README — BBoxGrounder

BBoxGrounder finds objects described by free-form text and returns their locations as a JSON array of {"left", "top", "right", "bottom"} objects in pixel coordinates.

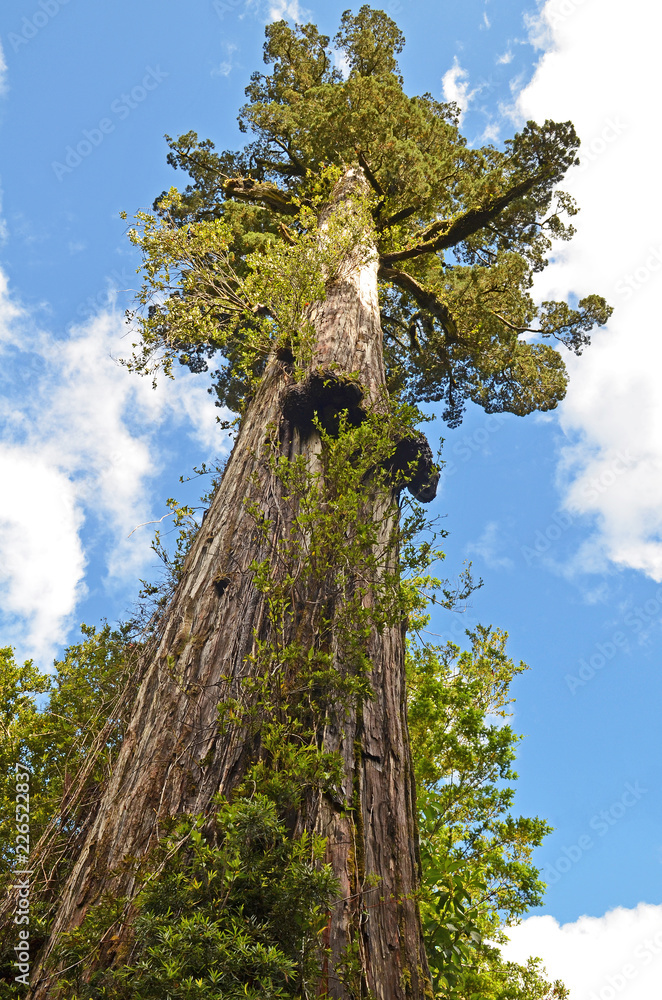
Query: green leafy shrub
[
  {"left": 56, "top": 796, "right": 338, "bottom": 1000},
  {"left": 408, "top": 626, "right": 565, "bottom": 998}
]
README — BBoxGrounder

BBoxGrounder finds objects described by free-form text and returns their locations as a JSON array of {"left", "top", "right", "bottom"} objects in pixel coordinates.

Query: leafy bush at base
[{"left": 54, "top": 796, "right": 338, "bottom": 1000}]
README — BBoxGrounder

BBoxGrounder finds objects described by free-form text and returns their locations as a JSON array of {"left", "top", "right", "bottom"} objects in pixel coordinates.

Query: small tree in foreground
[
  {"left": 2, "top": 625, "right": 567, "bottom": 999},
  {"left": 8, "top": 7, "right": 609, "bottom": 998}
]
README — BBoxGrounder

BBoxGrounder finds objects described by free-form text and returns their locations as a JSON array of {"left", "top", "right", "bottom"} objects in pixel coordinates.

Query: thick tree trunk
[{"left": 30, "top": 168, "right": 431, "bottom": 1000}]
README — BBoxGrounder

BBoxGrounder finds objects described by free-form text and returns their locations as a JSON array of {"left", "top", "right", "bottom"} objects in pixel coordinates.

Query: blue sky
[{"left": 1, "top": 0, "right": 661, "bottom": 995}]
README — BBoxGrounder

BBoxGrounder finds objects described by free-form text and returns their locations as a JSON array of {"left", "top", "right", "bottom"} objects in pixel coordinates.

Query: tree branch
[
  {"left": 489, "top": 311, "right": 539, "bottom": 335},
  {"left": 380, "top": 174, "right": 542, "bottom": 264},
  {"left": 378, "top": 205, "right": 419, "bottom": 231},
  {"left": 270, "top": 136, "right": 308, "bottom": 176},
  {"left": 223, "top": 176, "right": 301, "bottom": 215},
  {"left": 378, "top": 265, "right": 465, "bottom": 344},
  {"left": 356, "top": 150, "right": 385, "bottom": 197},
  {"left": 254, "top": 157, "right": 305, "bottom": 178}
]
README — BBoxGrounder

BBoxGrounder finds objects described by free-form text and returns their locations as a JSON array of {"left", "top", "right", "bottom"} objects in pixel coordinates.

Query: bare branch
[{"left": 127, "top": 512, "right": 174, "bottom": 539}]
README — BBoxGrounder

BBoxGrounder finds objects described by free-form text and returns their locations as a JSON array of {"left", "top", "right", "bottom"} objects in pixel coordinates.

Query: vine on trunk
[{"left": 32, "top": 399, "right": 448, "bottom": 999}]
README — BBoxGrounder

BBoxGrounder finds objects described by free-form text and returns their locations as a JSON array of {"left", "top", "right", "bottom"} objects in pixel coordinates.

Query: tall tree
[{"left": 25, "top": 8, "right": 610, "bottom": 999}]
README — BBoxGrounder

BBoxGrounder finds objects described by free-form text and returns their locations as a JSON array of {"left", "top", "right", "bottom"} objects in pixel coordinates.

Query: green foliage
[
  {"left": 55, "top": 797, "right": 338, "bottom": 1000},
  {"left": 0, "top": 12, "right": 585, "bottom": 997},
  {"left": 407, "top": 626, "right": 559, "bottom": 998},
  {"left": 0, "top": 516, "right": 564, "bottom": 1000},
  {"left": 0, "top": 627, "right": 134, "bottom": 877},
  {"left": 124, "top": 172, "right": 374, "bottom": 411},
  {"left": 0, "top": 627, "right": 138, "bottom": 994},
  {"left": 133, "top": 6, "right": 612, "bottom": 425},
  {"left": 217, "top": 403, "right": 433, "bottom": 819},
  {"left": 448, "top": 952, "right": 569, "bottom": 1000}
]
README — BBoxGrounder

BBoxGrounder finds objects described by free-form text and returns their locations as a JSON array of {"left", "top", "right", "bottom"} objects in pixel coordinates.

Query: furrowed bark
[{"left": 29, "top": 167, "right": 431, "bottom": 1000}]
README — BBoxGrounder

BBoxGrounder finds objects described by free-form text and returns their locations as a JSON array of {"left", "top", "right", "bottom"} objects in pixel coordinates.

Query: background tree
[
  {"left": 0, "top": 603, "right": 567, "bottom": 999},
  {"left": 19, "top": 7, "right": 609, "bottom": 999},
  {"left": 0, "top": 629, "right": 140, "bottom": 993},
  {"left": 406, "top": 625, "right": 568, "bottom": 998}
]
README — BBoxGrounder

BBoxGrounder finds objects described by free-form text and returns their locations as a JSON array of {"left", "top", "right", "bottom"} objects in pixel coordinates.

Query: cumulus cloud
[
  {"left": 0, "top": 449, "right": 85, "bottom": 661},
  {"left": 243, "top": 0, "right": 308, "bottom": 24},
  {"left": 515, "top": 0, "right": 662, "bottom": 580},
  {"left": 272, "top": 0, "right": 307, "bottom": 20},
  {"left": 442, "top": 59, "right": 474, "bottom": 118},
  {"left": 245, "top": 0, "right": 307, "bottom": 22},
  {"left": 0, "top": 271, "right": 231, "bottom": 665},
  {"left": 502, "top": 904, "right": 662, "bottom": 999}
]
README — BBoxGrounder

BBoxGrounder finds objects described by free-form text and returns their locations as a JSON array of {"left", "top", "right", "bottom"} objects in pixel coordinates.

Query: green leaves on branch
[
  {"left": 0, "top": 628, "right": 140, "bottom": 993},
  {"left": 54, "top": 797, "right": 338, "bottom": 1000},
  {"left": 127, "top": 6, "right": 613, "bottom": 426},
  {"left": 124, "top": 177, "right": 375, "bottom": 411},
  {"left": 408, "top": 627, "right": 557, "bottom": 998}
]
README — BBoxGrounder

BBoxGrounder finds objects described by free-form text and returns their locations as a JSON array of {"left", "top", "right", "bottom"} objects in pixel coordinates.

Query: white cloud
[
  {"left": 481, "top": 121, "right": 501, "bottom": 144},
  {"left": 442, "top": 59, "right": 473, "bottom": 118},
  {"left": 0, "top": 271, "right": 231, "bottom": 665},
  {"left": 467, "top": 521, "right": 514, "bottom": 570},
  {"left": 502, "top": 904, "right": 662, "bottom": 999},
  {"left": 0, "top": 449, "right": 86, "bottom": 662},
  {"left": 515, "top": 0, "right": 662, "bottom": 581},
  {"left": 262, "top": 0, "right": 306, "bottom": 22},
  {"left": 270, "top": 0, "right": 302, "bottom": 18},
  {"left": 212, "top": 43, "right": 239, "bottom": 78},
  {"left": 243, "top": 0, "right": 308, "bottom": 24},
  {"left": 0, "top": 40, "right": 7, "bottom": 96},
  {"left": 497, "top": 50, "right": 514, "bottom": 64}
]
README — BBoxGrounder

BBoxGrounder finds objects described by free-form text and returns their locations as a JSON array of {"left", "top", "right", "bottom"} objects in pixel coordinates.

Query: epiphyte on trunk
[
  {"left": 387, "top": 432, "right": 439, "bottom": 503},
  {"left": 281, "top": 368, "right": 365, "bottom": 436}
]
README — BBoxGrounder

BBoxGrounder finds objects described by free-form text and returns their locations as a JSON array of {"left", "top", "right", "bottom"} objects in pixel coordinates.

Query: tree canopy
[{"left": 127, "top": 5, "right": 611, "bottom": 426}]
